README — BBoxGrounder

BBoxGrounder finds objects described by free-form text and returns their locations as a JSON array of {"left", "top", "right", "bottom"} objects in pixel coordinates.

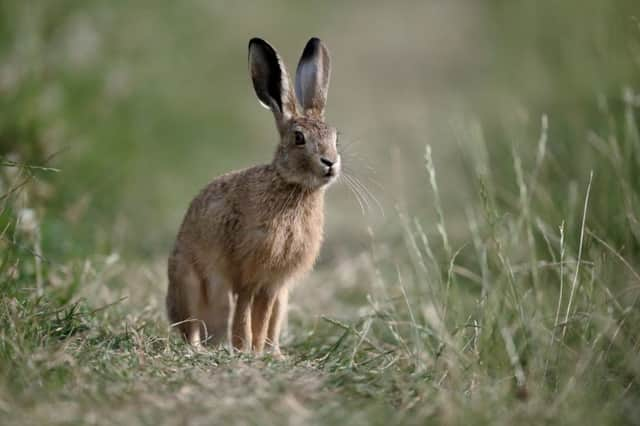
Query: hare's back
[{"left": 179, "top": 165, "right": 271, "bottom": 238}]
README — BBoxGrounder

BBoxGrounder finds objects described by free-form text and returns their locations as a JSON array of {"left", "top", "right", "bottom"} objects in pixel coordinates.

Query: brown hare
[{"left": 166, "top": 37, "right": 339, "bottom": 355}]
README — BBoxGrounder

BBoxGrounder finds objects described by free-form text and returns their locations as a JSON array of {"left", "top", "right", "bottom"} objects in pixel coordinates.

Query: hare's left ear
[
  {"left": 249, "top": 38, "right": 297, "bottom": 127},
  {"left": 295, "top": 38, "right": 331, "bottom": 117}
]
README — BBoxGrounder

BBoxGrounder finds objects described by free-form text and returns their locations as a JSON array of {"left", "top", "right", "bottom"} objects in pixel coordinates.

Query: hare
[{"left": 166, "top": 37, "right": 339, "bottom": 355}]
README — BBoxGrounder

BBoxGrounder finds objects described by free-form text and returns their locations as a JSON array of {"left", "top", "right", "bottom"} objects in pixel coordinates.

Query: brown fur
[{"left": 166, "top": 37, "right": 338, "bottom": 354}]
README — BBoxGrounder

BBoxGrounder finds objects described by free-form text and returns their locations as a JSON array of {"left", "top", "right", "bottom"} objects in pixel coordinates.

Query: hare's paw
[{"left": 266, "top": 348, "right": 286, "bottom": 361}]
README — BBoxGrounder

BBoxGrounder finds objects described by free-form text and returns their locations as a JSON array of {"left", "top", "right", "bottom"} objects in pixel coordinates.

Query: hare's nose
[{"left": 320, "top": 157, "right": 334, "bottom": 167}]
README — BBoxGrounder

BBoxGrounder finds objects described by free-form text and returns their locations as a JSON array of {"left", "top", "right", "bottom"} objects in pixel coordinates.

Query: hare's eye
[{"left": 294, "top": 131, "right": 306, "bottom": 146}]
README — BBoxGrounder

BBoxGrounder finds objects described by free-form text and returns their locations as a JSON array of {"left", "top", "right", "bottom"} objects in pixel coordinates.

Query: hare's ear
[
  {"left": 295, "top": 37, "right": 331, "bottom": 117},
  {"left": 248, "top": 38, "right": 296, "bottom": 125}
]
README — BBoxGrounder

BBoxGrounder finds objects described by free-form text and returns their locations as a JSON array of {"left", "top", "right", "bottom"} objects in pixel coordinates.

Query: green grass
[
  {"left": 3, "top": 95, "right": 640, "bottom": 424},
  {"left": 2, "top": 1, "right": 640, "bottom": 425}
]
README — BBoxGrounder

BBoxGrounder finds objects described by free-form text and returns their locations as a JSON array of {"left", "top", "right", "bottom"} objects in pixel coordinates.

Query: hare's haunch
[{"left": 166, "top": 37, "right": 339, "bottom": 355}]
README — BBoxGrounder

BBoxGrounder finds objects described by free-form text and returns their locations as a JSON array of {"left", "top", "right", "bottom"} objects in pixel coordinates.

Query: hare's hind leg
[
  {"left": 167, "top": 253, "right": 206, "bottom": 346},
  {"left": 201, "top": 273, "right": 232, "bottom": 346}
]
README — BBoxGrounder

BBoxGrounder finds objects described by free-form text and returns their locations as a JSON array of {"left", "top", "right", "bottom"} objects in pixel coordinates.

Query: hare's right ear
[
  {"left": 248, "top": 38, "right": 297, "bottom": 127},
  {"left": 295, "top": 38, "right": 331, "bottom": 117}
]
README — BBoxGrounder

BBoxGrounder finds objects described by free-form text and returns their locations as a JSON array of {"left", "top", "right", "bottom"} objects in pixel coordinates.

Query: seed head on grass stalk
[
  {"left": 425, "top": 144, "right": 461, "bottom": 324},
  {"left": 424, "top": 145, "right": 451, "bottom": 258}
]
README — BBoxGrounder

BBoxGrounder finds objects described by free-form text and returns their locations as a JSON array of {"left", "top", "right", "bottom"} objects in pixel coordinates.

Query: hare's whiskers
[
  {"left": 347, "top": 173, "right": 384, "bottom": 217},
  {"left": 341, "top": 174, "right": 367, "bottom": 215},
  {"left": 343, "top": 173, "right": 371, "bottom": 214}
]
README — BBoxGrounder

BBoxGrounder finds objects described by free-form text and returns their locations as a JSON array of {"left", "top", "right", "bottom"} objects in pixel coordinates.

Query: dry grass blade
[{"left": 562, "top": 170, "right": 594, "bottom": 338}]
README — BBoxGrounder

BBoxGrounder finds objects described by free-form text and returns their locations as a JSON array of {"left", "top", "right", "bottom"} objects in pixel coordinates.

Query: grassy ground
[{"left": 2, "top": 1, "right": 640, "bottom": 425}]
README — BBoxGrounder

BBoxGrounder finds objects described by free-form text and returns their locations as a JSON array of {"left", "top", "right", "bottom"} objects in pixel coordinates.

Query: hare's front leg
[
  {"left": 231, "top": 289, "right": 253, "bottom": 351},
  {"left": 251, "top": 289, "right": 278, "bottom": 353},
  {"left": 267, "top": 287, "right": 288, "bottom": 357}
]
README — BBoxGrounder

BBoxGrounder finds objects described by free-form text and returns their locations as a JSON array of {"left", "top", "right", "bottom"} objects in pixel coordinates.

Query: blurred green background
[
  {"left": 2, "top": 0, "right": 637, "bottom": 259},
  {"left": 2, "top": 2, "right": 640, "bottom": 424}
]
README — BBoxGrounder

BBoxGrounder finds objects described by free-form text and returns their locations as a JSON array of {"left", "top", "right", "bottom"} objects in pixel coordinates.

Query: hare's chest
[
  {"left": 247, "top": 210, "right": 323, "bottom": 277},
  {"left": 285, "top": 213, "right": 323, "bottom": 262}
]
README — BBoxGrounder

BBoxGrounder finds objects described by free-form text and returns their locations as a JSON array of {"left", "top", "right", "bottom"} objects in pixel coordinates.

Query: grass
[
  {"left": 2, "top": 1, "right": 640, "bottom": 425},
  {"left": 2, "top": 91, "right": 640, "bottom": 424}
]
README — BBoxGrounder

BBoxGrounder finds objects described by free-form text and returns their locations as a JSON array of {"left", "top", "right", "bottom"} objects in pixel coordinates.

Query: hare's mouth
[
  {"left": 322, "top": 167, "right": 340, "bottom": 182},
  {"left": 321, "top": 170, "right": 339, "bottom": 187}
]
